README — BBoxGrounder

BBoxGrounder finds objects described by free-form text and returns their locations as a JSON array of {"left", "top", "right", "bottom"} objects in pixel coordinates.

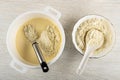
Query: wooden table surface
[{"left": 0, "top": 0, "right": 120, "bottom": 80}]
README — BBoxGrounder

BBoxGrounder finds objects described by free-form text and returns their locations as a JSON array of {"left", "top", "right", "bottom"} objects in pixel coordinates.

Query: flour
[
  {"left": 85, "top": 29, "right": 104, "bottom": 48},
  {"left": 76, "top": 18, "right": 113, "bottom": 54},
  {"left": 37, "top": 25, "right": 60, "bottom": 57}
]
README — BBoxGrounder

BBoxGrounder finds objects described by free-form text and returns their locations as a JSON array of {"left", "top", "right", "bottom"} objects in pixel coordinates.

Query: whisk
[{"left": 24, "top": 24, "right": 49, "bottom": 72}]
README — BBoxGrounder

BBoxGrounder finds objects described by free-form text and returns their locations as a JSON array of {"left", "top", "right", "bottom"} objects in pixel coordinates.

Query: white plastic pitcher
[{"left": 6, "top": 6, "right": 65, "bottom": 73}]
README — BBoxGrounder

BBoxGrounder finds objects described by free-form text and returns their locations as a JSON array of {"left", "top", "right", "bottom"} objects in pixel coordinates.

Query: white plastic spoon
[{"left": 76, "top": 29, "right": 104, "bottom": 75}]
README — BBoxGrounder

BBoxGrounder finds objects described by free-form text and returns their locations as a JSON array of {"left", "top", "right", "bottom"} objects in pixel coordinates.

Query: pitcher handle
[
  {"left": 44, "top": 6, "right": 61, "bottom": 20},
  {"left": 10, "top": 60, "right": 28, "bottom": 73}
]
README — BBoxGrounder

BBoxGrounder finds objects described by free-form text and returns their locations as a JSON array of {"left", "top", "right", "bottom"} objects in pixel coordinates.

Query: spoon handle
[
  {"left": 32, "top": 42, "right": 49, "bottom": 72},
  {"left": 76, "top": 48, "right": 92, "bottom": 75}
]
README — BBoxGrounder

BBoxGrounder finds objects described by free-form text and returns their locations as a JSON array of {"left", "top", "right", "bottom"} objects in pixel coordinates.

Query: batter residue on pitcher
[{"left": 16, "top": 17, "right": 62, "bottom": 65}]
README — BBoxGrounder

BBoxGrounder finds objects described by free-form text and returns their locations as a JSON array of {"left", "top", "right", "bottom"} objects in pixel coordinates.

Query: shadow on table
[{"left": 51, "top": 17, "right": 83, "bottom": 75}]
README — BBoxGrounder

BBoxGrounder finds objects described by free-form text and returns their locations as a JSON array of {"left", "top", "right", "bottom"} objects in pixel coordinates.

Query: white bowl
[
  {"left": 72, "top": 15, "right": 115, "bottom": 58},
  {"left": 6, "top": 6, "right": 65, "bottom": 73}
]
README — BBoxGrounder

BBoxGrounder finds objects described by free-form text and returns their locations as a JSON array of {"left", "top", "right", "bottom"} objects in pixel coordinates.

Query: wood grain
[{"left": 0, "top": 0, "right": 120, "bottom": 80}]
